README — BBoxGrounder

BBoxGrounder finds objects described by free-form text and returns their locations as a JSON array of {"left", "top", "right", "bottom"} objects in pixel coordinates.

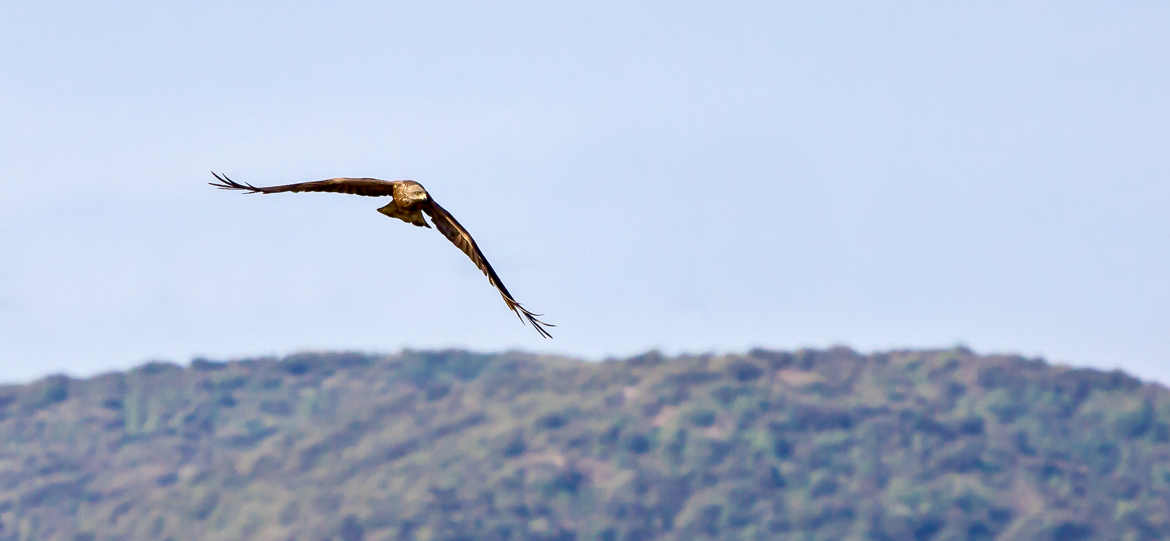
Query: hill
[{"left": 0, "top": 347, "right": 1168, "bottom": 540}]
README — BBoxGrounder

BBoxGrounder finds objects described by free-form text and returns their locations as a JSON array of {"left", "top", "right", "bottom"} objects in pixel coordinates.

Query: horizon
[{"left": 3, "top": 343, "right": 1150, "bottom": 390}]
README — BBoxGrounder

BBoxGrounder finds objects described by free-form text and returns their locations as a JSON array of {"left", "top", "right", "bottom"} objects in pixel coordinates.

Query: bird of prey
[{"left": 209, "top": 172, "right": 554, "bottom": 338}]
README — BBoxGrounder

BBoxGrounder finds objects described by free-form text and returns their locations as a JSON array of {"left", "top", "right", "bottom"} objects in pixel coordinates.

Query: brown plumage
[{"left": 209, "top": 172, "right": 554, "bottom": 338}]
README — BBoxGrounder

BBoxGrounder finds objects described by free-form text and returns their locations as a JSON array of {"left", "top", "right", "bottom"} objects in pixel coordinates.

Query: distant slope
[{"left": 0, "top": 347, "right": 1168, "bottom": 540}]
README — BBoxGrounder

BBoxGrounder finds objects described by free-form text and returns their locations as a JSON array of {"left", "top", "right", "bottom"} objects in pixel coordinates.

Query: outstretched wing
[
  {"left": 423, "top": 200, "right": 555, "bottom": 338},
  {"left": 210, "top": 172, "right": 402, "bottom": 197}
]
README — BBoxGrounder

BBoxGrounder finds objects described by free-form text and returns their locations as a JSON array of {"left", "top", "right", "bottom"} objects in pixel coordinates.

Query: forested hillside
[{"left": 1, "top": 347, "right": 1168, "bottom": 540}]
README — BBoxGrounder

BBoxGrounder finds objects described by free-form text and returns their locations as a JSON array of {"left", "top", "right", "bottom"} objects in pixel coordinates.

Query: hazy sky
[{"left": 2, "top": 2, "right": 1167, "bottom": 384}]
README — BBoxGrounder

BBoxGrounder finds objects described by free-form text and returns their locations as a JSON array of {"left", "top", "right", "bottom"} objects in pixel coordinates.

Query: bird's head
[{"left": 399, "top": 181, "right": 429, "bottom": 203}]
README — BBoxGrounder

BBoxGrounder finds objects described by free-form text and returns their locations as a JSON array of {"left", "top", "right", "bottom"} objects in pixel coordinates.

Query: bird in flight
[{"left": 209, "top": 172, "right": 554, "bottom": 338}]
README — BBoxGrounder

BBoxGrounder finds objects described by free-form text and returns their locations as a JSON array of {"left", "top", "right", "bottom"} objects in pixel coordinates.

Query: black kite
[{"left": 209, "top": 172, "right": 554, "bottom": 338}]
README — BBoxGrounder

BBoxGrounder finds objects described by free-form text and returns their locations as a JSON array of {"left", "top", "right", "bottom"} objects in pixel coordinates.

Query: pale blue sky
[{"left": 2, "top": 2, "right": 1167, "bottom": 384}]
